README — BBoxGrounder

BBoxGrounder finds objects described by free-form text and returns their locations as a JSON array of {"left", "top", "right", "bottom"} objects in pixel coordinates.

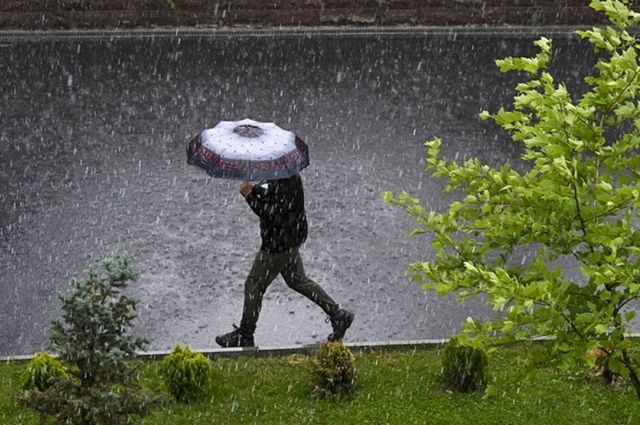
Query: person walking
[{"left": 215, "top": 173, "right": 354, "bottom": 348}]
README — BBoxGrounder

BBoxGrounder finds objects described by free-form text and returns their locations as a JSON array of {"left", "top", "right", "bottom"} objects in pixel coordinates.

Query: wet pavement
[{"left": 0, "top": 28, "right": 600, "bottom": 355}]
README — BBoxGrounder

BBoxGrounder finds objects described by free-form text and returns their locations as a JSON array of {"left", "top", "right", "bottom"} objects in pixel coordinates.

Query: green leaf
[
  {"left": 625, "top": 310, "right": 636, "bottom": 323},
  {"left": 596, "top": 324, "right": 608, "bottom": 335},
  {"left": 381, "top": 191, "right": 394, "bottom": 203},
  {"left": 409, "top": 228, "right": 427, "bottom": 237}
]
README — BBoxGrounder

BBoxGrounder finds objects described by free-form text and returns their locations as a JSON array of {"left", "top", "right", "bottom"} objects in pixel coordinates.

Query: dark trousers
[{"left": 239, "top": 246, "right": 339, "bottom": 334}]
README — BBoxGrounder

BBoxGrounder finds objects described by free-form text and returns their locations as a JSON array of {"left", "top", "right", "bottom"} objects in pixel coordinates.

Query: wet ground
[{"left": 0, "top": 29, "right": 599, "bottom": 355}]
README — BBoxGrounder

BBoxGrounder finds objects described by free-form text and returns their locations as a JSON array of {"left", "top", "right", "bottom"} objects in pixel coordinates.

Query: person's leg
[
  {"left": 280, "top": 247, "right": 353, "bottom": 341},
  {"left": 217, "top": 249, "right": 289, "bottom": 348},
  {"left": 280, "top": 248, "right": 354, "bottom": 341},
  {"left": 280, "top": 247, "right": 340, "bottom": 317},
  {"left": 238, "top": 249, "right": 289, "bottom": 335}
]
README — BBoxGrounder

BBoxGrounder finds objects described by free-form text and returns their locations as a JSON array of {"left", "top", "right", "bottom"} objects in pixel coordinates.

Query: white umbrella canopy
[{"left": 186, "top": 118, "right": 310, "bottom": 181}]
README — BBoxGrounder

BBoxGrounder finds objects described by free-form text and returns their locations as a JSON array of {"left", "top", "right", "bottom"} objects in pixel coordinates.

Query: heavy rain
[{"left": 0, "top": 27, "right": 622, "bottom": 356}]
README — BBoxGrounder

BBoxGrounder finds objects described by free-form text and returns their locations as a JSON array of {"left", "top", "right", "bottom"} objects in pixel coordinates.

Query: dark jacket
[{"left": 245, "top": 174, "right": 308, "bottom": 253}]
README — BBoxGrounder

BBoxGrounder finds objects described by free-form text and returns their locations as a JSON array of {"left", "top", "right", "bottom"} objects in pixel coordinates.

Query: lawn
[{"left": 1, "top": 344, "right": 639, "bottom": 425}]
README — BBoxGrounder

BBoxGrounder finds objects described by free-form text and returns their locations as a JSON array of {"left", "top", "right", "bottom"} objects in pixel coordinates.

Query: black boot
[
  {"left": 327, "top": 309, "right": 354, "bottom": 342},
  {"left": 215, "top": 324, "right": 255, "bottom": 348}
]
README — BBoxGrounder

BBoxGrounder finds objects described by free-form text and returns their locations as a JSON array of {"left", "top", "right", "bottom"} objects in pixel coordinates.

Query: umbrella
[{"left": 186, "top": 118, "right": 310, "bottom": 181}]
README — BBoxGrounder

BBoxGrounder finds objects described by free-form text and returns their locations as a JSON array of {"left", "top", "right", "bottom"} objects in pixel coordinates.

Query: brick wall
[{"left": 0, "top": 1, "right": 612, "bottom": 30}]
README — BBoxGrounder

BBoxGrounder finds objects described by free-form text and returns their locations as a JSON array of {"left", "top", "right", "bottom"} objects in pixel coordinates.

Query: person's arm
[{"left": 241, "top": 181, "right": 273, "bottom": 219}]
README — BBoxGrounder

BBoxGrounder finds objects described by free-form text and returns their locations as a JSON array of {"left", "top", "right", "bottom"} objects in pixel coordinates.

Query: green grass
[{"left": 2, "top": 344, "right": 639, "bottom": 425}]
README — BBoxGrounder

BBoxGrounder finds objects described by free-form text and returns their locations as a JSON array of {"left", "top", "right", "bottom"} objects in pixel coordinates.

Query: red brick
[
  {"left": 0, "top": 0, "right": 633, "bottom": 29},
  {"left": 377, "top": 9, "right": 419, "bottom": 25}
]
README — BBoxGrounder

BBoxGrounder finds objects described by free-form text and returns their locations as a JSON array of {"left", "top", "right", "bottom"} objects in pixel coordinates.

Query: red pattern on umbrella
[{"left": 189, "top": 135, "right": 306, "bottom": 172}]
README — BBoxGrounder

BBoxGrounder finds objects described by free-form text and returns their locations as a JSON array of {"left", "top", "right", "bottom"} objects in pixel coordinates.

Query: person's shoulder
[
  {"left": 289, "top": 174, "right": 303, "bottom": 184},
  {"left": 250, "top": 180, "right": 271, "bottom": 198}
]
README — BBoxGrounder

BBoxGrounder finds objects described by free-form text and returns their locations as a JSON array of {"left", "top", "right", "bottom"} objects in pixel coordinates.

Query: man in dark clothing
[{"left": 215, "top": 174, "right": 354, "bottom": 348}]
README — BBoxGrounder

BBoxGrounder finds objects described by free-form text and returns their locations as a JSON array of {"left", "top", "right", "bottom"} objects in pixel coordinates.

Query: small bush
[
  {"left": 311, "top": 341, "right": 356, "bottom": 398},
  {"left": 20, "top": 352, "right": 68, "bottom": 391},
  {"left": 441, "top": 338, "right": 488, "bottom": 392},
  {"left": 161, "top": 344, "right": 213, "bottom": 402}
]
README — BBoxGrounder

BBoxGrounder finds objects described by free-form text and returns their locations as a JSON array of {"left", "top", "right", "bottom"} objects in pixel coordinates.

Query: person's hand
[{"left": 240, "top": 181, "right": 253, "bottom": 198}]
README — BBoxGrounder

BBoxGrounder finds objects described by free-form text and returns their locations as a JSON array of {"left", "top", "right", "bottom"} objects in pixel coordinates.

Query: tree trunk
[{"left": 621, "top": 349, "right": 640, "bottom": 400}]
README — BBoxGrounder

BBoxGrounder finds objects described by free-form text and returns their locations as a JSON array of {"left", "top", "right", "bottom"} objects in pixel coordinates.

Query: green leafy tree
[
  {"left": 19, "top": 253, "right": 155, "bottom": 424},
  {"left": 384, "top": 0, "right": 640, "bottom": 399}
]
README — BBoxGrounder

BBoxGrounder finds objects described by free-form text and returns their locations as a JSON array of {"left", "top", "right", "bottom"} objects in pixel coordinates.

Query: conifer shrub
[
  {"left": 160, "top": 344, "right": 213, "bottom": 402},
  {"left": 311, "top": 341, "right": 356, "bottom": 398},
  {"left": 441, "top": 338, "right": 488, "bottom": 393},
  {"left": 18, "top": 253, "right": 156, "bottom": 425},
  {"left": 20, "top": 352, "right": 68, "bottom": 391}
]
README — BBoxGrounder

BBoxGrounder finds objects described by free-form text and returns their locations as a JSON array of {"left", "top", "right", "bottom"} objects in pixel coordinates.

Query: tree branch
[
  {"left": 571, "top": 178, "right": 590, "bottom": 242},
  {"left": 538, "top": 297, "right": 589, "bottom": 341},
  {"left": 614, "top": 295, "right": 640, "bottom": 318},
  {"left": 605, "top": 68, "right": 639, "bottom": 116}
]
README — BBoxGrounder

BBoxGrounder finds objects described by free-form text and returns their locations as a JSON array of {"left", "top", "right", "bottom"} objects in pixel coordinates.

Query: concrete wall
[{"left": 0, "top": 1, "right": 611, "bottom": 30}]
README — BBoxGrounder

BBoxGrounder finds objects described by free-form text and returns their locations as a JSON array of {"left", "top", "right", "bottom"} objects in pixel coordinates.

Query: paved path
[{"left": 0, "top": 28, "right": 595, "bottom": 355}]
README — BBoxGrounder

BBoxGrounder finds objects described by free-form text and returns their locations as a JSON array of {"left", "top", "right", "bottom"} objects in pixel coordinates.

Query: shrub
[
  {"left": 441, "top": 338, "right": 488, "bottom": 393},
  {"left": 161, "top": 344, "right": 213, "bottom": 402},
  {"left": 18, "top": 253, "right": 155, "bottom": 425},
  {"left": 20, "top": 352, "right": 68, "bottom": 391},
  {"left": 311, "top": 341, "right": 356, "bottom": 398}
]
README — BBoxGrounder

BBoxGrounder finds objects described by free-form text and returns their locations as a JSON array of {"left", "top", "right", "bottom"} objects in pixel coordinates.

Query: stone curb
[
  {"left": 5, "top": 335, "right": 639, "bottom": 362},
  {"left": 1, "top": 339, "right": 447, "bottom": 363},
  {"left": 0, "top": 25, "right": 596, "bottom": 42},
  {"left": 144, "top": 339, "right": 450, "bottom": 361}
]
